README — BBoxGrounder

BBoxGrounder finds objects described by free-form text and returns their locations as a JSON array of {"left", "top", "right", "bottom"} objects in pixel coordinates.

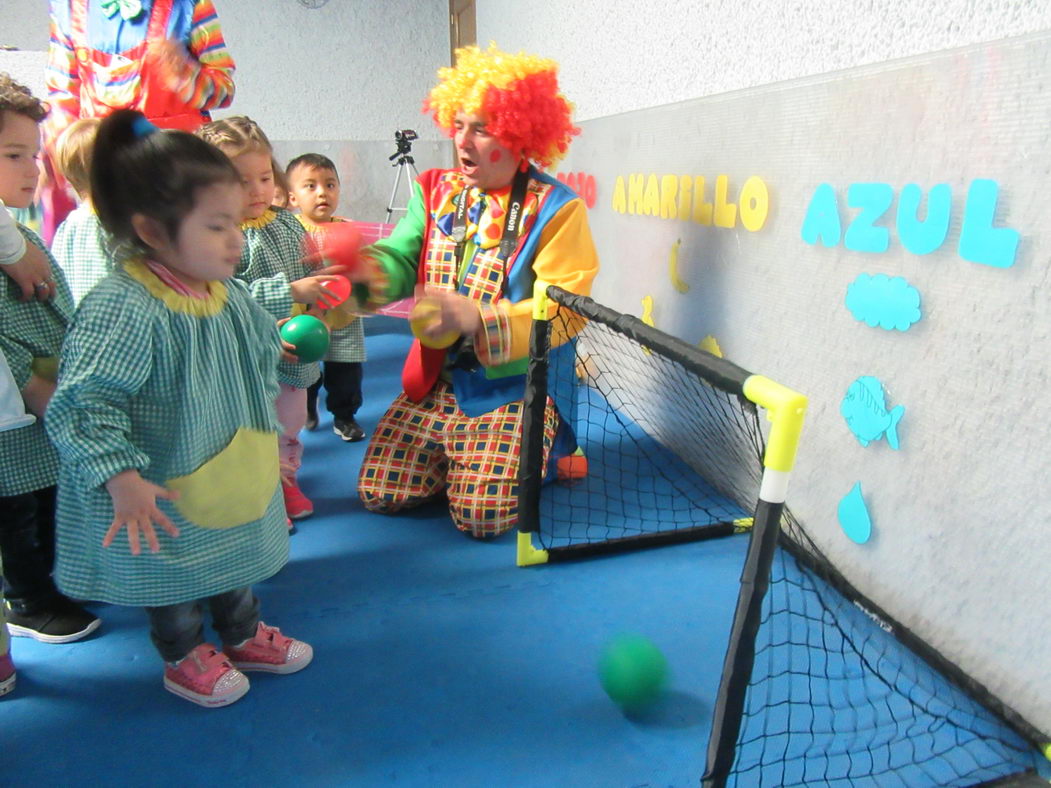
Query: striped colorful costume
[
  {"left": 358, "top": 168, "right": 599, "bottom": 537},
  {"left": 43, "top": 0, "right": 235, "bottom": 240}
]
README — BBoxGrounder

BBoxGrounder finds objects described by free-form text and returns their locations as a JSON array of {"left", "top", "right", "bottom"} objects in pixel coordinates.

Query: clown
[
  {"left": 354, "top": 44, "right": 600, "bottom": 539},
  {"left": 40, "top": 0, "right": 236, "bottom": 241}
]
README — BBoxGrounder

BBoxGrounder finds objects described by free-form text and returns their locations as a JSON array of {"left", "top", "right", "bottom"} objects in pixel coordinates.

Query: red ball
[
  {"left": 315, "top": 274, "right": 352, "bottom": 310},
  {"left": 319, "top": 223, "right": 363, "bottom": 275}
]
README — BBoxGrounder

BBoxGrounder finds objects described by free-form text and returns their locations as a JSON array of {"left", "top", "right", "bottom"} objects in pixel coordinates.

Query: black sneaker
[
  {"left": 333, "top": 418, "right": 365, "bottom": 442},
  {"left": 305, "top": 408, "right": 319, "bottom": 432},
  {"left": 5, "top": 597, "right": 101, "bottom": 644}
]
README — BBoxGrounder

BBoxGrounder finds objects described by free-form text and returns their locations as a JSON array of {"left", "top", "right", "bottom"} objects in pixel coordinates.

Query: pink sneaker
[
  {"left": 163, "top": 643, "right": 249, "bottom": 708},
  {"left": 0, "top": 651, "right": 15, "bottom": 697},
  {"left": 282, "top": 482, "right": 314, "bottom": 520},
  {"left": 225, "top": 622, "right": 313, "bottom": 675}
]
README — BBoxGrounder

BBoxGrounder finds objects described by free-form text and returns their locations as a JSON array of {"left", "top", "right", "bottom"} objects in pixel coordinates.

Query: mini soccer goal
[
  {"left": 514, "top": 283, "right": 1050, "bottom": 786},
  {"left": 515, "top": 281, "right": 806, "bottom": 566},
  {"left": 702, "top": 508, "right": 1051, "bottom": 788}
]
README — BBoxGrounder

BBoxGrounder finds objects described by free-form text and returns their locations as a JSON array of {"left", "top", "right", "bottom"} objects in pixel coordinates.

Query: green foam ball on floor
[{"left": 598, "top": 635, "right": 668, "bottom": 710}]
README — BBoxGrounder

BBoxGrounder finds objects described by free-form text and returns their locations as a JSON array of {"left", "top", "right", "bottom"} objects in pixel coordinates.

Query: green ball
[
  {"left": 598, "top": 635, "right": 668, "bottom": 710},
  {"left": 280, "top": 315, "right": 330, "bottom": 363}
]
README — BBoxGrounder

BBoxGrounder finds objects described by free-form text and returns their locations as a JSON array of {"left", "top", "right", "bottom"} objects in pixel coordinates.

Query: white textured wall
[
  {"left": 479, "top": 0, "right": 1051, "bottom": 739},
  {"left": 477, "top": 0, "right": 1051, "bottom": 121}
]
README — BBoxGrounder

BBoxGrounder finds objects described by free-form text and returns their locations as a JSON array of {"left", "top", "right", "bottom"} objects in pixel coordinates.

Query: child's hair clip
[{"left": 131, "top": 116, "right": 159, "bottom": 139}]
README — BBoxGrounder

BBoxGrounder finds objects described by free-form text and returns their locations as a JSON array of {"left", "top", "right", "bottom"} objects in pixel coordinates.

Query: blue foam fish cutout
[
  {"left": 841, "top": 375, "right": 904, "bottom": 450},
  {"left": 838, "top": 481, "right": 872, "bottom": 544}
]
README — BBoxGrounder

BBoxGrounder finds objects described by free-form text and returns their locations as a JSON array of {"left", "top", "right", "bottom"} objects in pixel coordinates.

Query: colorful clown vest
[{"left": 403, "top": 167, "right": 580, "bottom": 421}]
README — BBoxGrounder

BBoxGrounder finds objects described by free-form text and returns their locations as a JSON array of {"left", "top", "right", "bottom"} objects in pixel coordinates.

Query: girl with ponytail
[{"left": 46, "top": 110, "right": 313, "bottom": 708}]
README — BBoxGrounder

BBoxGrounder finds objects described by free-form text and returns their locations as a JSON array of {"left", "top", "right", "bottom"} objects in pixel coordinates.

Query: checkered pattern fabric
[
  {"left": 47, "top": 266, "right": 288, "bottom": 606},
  {"left": 0, "top": 227, "right": 72, "bottom": 496},
  {"left": 238, "top": 208, "right": 318, "bottom": 388},
  {"left": 359, "top": 381, "right": 559, "bottom": 537},
  {"left": 52, "top": 205, "right": 116, "bottom": 306}
]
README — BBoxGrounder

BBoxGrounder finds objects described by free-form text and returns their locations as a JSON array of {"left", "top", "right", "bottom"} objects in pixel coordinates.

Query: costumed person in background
[
  {"left": 352, "top": 44, "right": 599, "bottom": 539},
  {"left": 287, "top": 153, "right": 367, "bottom": 443},
  {"left": 46, "top": 110, "right": 312, "bottom": 708},
  {"left": 40, "top": 0, "right": 237, "bottom": 243}
]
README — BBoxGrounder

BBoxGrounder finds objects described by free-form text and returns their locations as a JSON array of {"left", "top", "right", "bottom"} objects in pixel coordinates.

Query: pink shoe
[
  {"left": 225, "top": 622, "right": 313, "bottom": 675},
  {"left": 0, "top": 651, "right": 15, "bottom": 697},
  {"left": 163, "top": 643, "right": 249, "bottom": 708},
  {"left": 282, "top": 482, "right": 314, "bottom": 520}
]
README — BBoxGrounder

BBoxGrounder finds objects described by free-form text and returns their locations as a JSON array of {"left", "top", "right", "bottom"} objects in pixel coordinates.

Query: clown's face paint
[{"left": 453, "top": 112, "right": 521, "bottom": 191}]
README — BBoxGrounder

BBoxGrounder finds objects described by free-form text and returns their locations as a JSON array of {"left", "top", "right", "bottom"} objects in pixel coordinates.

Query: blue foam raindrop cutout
[{"left": 838, "top": 482, "right": 872, "bottom": 544}]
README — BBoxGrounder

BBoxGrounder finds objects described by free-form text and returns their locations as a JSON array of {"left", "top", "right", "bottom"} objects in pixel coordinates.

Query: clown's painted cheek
[{"left": 489, "top": 150, "right": 503, "bottom": 163}]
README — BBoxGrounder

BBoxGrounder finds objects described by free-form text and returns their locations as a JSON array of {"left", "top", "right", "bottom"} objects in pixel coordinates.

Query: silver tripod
[{"left": 384, "top": 129, "right": 420, "bottom": 222}]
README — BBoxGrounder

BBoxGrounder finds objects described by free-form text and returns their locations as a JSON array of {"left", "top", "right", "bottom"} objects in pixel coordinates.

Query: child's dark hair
[
  {"left": 286, "top": 153, "right": 339, "bottom": 181},
  {"left": 91, "top": 110, "right": 241, "bottom": 251},
  {"left": 0, "top": 72, "right": 48, "bottom": 130}
]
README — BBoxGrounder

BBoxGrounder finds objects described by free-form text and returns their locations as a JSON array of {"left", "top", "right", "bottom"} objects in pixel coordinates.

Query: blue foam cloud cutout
[{"left": 845, "top": 273, "right": 922, "bottom": 331}]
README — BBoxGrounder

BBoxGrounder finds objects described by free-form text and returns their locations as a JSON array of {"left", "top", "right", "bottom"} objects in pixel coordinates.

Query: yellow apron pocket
[{"left": 166, "top": 428, "right": 279, "bottom": 529}]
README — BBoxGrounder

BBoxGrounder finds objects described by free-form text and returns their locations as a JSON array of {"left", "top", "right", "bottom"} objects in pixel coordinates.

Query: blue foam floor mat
[{"left": 3, "top": 329, "right": 749, "bottom": 787}]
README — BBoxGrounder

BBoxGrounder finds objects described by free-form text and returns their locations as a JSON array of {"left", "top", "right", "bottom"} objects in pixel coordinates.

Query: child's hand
[
  {"left": 290, "top": 275, "right": 340, "bottom": 306},
  {"left": 414, "top": 284, "right": 482, "bottom": 339},
  {"left": 147, "top": 39, "right": 192, "bottom": 85},
  {"left": 103, "top": 470, "right": 181, "bottom": 555},
  {"left": 20, "top": 374, "right": 56, "bottom": 419},
  {"left": 275, "top": 317, "right": 299, "bottom": 363}
]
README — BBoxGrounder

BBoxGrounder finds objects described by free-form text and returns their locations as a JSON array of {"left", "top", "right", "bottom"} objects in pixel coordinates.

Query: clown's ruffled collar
[{"left": 431, "top": 171, "right": 540, "bottom": 250}]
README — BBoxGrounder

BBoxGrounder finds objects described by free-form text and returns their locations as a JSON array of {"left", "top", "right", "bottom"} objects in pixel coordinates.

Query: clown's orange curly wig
[{"left": 424, "top": 44, "right": 579, "bottom": 171}]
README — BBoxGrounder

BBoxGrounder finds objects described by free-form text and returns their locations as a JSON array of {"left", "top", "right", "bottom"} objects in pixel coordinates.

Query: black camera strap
[{"left": 450, "top": 167, "right": 530, "bottom": 280}]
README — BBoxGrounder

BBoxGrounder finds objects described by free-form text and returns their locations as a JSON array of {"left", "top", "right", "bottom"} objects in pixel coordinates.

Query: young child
[
  {"left": 0, "top": 73, "right": 100, "bottom": 644},
  {"left": 45, "top": 109, "right": 312, "bottom": 708},
  {"left": 197, "top": 118, "right": 336, "bottom": 521},
  {"left": 51, "top": 117, "right": 116, "bottom": 305},
  {"left": 287, "top": 153, "right": 367, "bottom": 442},
  {"left": 271, "top": 156, "right": 290, "bottom": 209}
]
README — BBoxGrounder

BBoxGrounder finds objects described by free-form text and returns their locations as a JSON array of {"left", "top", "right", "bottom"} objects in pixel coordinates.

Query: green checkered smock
[
  {"left": 46, "top": 262, "right": 289, "bottom": 606},
  {"left": 52, "top": 205, "right": 116, "bottom": 306},
  {"left": 238, "top": 207, "right": 319, "bottom": 389},
  {"left": 0, "top": 226, "right": 73, "bottom": 496}
]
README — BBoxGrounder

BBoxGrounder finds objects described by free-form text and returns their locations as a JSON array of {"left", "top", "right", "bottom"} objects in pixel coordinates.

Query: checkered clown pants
[{"left": 358, "top": 382, "right": 559, "bottom": 537}]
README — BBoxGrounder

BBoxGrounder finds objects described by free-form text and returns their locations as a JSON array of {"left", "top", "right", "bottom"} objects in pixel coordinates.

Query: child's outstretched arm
[{"left": 103, "top": 470, "right": 181, "bottom": 555}]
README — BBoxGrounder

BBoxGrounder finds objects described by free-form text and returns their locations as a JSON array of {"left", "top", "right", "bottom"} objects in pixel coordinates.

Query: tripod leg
[{"left": 385, "top": 163, "right": 405, "bottom": 223}]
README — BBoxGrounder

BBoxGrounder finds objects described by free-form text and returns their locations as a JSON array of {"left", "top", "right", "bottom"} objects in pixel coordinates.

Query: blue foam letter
[
  {"left": 844, "top": 183, "right": 894, "bottom": 253},
  {"left": 800, "top": 183, "right": 841, "bottom": 247},
  {"left": 897, "top": 183, "right": 951, "bottom": 255},
  {"left": 958, "top": 179, "right": 1020, "bottom": 268}
]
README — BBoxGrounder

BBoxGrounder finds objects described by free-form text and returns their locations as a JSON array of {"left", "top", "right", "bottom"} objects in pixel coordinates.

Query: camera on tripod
[{"left": 390, "top": 129, "right": 418, "bottom": 160}]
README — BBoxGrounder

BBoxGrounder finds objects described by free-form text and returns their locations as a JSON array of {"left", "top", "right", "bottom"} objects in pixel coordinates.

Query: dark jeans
[
  {"left": 307, "top": 361, "right": 363, "bottom": 422},
  {"left": 145, "top": 586, "right": 259, "bottom": 663},
  {"left": 0, "top": 486, "right": 60, "bottom": 611}
]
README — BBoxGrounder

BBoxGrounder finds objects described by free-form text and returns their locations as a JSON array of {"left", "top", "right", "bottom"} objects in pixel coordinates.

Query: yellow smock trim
[
  {"left": 123, "top": 259, "right": 228, "bottom": 318},
  {"left": 241, "top": 208, "right": 279, "bottom": 230}
]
